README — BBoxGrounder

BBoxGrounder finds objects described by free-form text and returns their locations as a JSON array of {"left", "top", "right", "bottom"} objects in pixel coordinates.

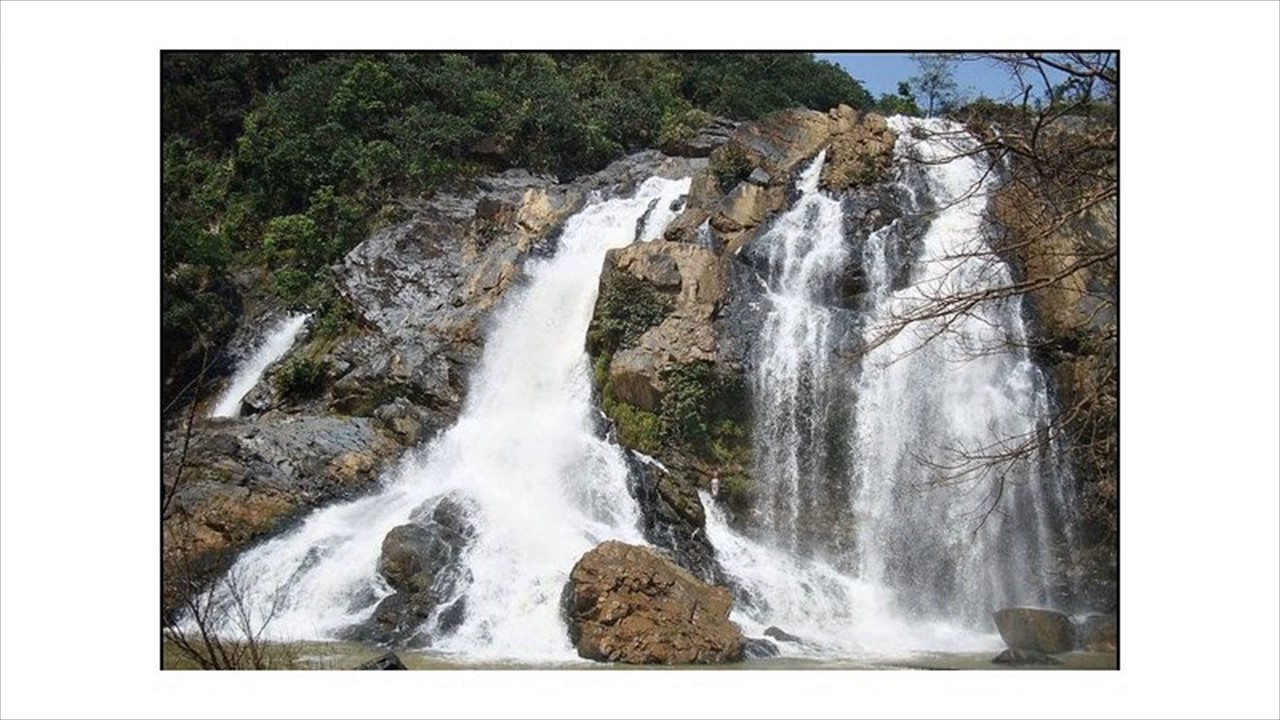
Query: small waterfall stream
[
  {"left": 208, "top": 313, "right": 310, "bottom": 418},
  {"left": 752, "top": 150, "right": 853, "bottom": 556}
]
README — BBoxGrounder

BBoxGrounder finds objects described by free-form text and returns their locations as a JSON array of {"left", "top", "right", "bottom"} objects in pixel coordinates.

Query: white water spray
[
  {"left": 208, "top": 313, "right": 310, "bottom": 418},
  {"left": 219, "top": 177, "right": 690, "bottom": 660},
  {"left": 711, "top": 117, "right": 1074, "bottom": 657},
  {"left": 851, "top": 117, "right": 1076, "bottom": 624},
  {"left": 752, "top": 150, "right": 851, "bottom": 554}
]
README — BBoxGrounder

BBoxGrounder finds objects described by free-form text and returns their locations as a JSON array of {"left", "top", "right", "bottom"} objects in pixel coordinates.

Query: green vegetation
[
  {"left": 276, "top": 358, "right": 330, "bottom": 402},
  {"left": 604, "top": 398, "right": 664, "bottom": 456},
  {"left": 163, "top": 52, "right": 873, "bottom": 406},
  {"left": 659, "top": 361, "right": 751, "bottom": 459},
  {"left": 875, "top": 81, "right": 923, "bottom": 117},
  {"left": 709, "top": 143, "right": 755, "bottom": 192},
  {"left": 585, "top": 271, "right": 673, "bottom": 356}
]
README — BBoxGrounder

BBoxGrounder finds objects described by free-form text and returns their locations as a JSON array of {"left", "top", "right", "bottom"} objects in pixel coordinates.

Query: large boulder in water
[
  {"left": 562, "top": 541, "right": 744, "bottom": 664},
  {"left": 993, "top": 607, "right": 1076, "bottom": 654},
  {"left": 352, "top": 493, "right": 477, "bottom": 646}
]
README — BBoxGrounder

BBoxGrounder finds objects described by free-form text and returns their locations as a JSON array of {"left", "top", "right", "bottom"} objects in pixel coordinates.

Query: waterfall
[
  {"left": 752, "top": 150, "right": 853, "bottom": 556},
  {"left": 208, "top": 313, "right": 310, "bottom": 418},
  {"left": 711, "top": 116, "right": 1075, "bottom": 655},
  {"left": 850, "top": 117, "right": 1077, "bottom": 625},
  {"left": 214, "top": 177, "right": 690, "bottom": 661}
]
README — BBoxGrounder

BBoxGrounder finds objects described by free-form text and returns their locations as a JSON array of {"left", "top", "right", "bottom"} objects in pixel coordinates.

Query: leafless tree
[
  {"left": 861, "top": 53, "right": 1118, "bottom": 550},
  {"left": 162, "top": 560, "right": 298, "bottom": 670}
]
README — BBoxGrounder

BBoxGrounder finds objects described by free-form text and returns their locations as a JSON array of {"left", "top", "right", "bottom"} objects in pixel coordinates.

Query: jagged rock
[
  {"left": 662, "top": 115, "right": 738, "bottom": 158},
  {"left": 162, "top": 414, "right": 400, "bottom": 620},
  {"left": 1076, "top": 613, "right": 1118, "bottom": 652},
  {"left": 624, "top": 451, "right": 718, "bottom": 581},
  {"left": 596, "top": 241, "right": 728, "bottom": 412},
  {"left": 355, "top": 652, "right": 408, "bottom": 670},
  {"left": 992, "top": 648, "right": 1062, "bottom": 666},
  {"left": 712, "top": 182, "right": 783, "bottom": 236},
  {"left": 356, "top": 493, "right": 478, "bottom": 645},
  {"left": 819, "top": 106, "right": 897, "bottom": 193},
  {"left": 764, "top": 626, "right": 803, "bottom": 644},
  {"left": 722, "top": 108, "right": 835, "bottom": 182},
  {"left": 743, "top": 637, "right": 780, "bottom": 658},
  {"left": 993, "top": 607, "right": 1076, "bottom": 654},
  {"left": 662, "top": 207, "right": 711, "bottom": 244},
  {"left": 563, "top": 541, "right": 744, "bottom": 664}
]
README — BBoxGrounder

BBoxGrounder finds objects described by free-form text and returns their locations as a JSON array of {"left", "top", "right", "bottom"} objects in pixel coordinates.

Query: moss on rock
[{"left": 585, "top": 271, "right": 674, "bottom": 357}]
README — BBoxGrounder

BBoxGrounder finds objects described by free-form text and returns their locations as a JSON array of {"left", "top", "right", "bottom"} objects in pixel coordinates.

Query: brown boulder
[
  {"left": 563, "top": 541, "right": 744, "bottom": 664},
  {"left": 1076, "top": 613, "right": 1118, "bottom": 652},
  {"left": 993, "top": 607, "right": 1076, "bottom": 654},
  {"left": 820, "top": 107, "right": 897, "bottom": 192},
  {"left": 599, "top": 242, "right": 728, "bottom": 412},
  {"left": 662, "top": 207, "right": 711, "bottom": 244}
]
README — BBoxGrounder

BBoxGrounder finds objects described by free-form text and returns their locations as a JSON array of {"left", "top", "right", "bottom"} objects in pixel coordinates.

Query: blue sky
[{"left": 817, "top": 53, "right": 1029, "bottom": 103}]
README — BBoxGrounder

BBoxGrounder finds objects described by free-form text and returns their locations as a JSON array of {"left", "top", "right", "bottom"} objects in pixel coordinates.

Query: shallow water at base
[{"left": 162, "top": 639, "right": 1116, "bottom": 671}]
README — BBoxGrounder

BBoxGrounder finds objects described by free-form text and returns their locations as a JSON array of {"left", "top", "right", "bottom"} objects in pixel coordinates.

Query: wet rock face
[
  {"left": 162, "top": 414, "right": 400, "bottom": 619},
  {"left": 624, "top": 451, "right": 719, "bottom": 583},
  {"left": 743, "top": 637, "right": 780, "bottom": 659},
  {"left": 562, "top": 541, "right": 744, "bottom": 664},
  {"left": 993, "top": 607, "right": 1076, "bottom": 654},
  {"left": 355, "top": 492, "right": 478, "bottom": 646}
]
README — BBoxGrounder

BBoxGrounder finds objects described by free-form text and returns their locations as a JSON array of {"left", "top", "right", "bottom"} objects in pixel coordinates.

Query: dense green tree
[
  {"left": 161, "top": 52, "right": 875, "bottom": 406},
  {"left": 876, "top": 80, "right": 922, "bottom": 117},
  {"left": 909, "top": 53, "right": 959, "bottom": 117}
]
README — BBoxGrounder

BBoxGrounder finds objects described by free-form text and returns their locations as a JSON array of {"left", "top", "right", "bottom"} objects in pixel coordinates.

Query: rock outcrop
[
  {"left": 562, "top": 541, "right": 744, "bottom": 664},
  {"left": 993, "top": 607, "right": 1076, "bottom": 654},
  {"left": 588, "top": 105, "right": 899, "bottom": 550},
  {"left": 163, "top": 151, "right": 705, "bottom": 622},
  {"left": 162, "top": 414, "right": 398, "bottom": 619},
  {"left": 1075, "top": 613, "right": 1118, "bottom": 653},
  {"left": 350, "top": 493, "right": 477, "bottom": 646}
]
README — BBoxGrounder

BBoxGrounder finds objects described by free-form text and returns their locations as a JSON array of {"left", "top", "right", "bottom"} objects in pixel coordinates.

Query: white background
[{"left": 2, "top": 1, "right": 1277, "bottom": 718}]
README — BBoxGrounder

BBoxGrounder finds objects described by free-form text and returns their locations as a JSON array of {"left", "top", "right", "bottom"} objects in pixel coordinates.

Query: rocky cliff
[
  {"left": 162, "top": 102, "right": 1117, "bottom": 637},
  {"left": 585, "top": 105, "right": 899, "bottom": 558},
  {"left": 162, "top": 151, "right": 704, "bottom": 619}
]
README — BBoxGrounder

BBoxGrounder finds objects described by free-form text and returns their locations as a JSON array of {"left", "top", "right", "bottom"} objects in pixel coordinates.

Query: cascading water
[
  {"left": 710, "top": 117, "right": 1076, "bottom": 656},
  {"left": 208, "top": 313, "right": 310, "bottom": 418},
  {"left": 199, "top": 119, "right": 1076, "bottom": 664},
  {"left": 752, "top": 150, "right": 853, "bottom": 556},
  {"left": 850, "top": 117, "right": 1077, "bottom": 625},
  {"left": 215, "top": 177, "right": 691, "bottom": 661}
]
